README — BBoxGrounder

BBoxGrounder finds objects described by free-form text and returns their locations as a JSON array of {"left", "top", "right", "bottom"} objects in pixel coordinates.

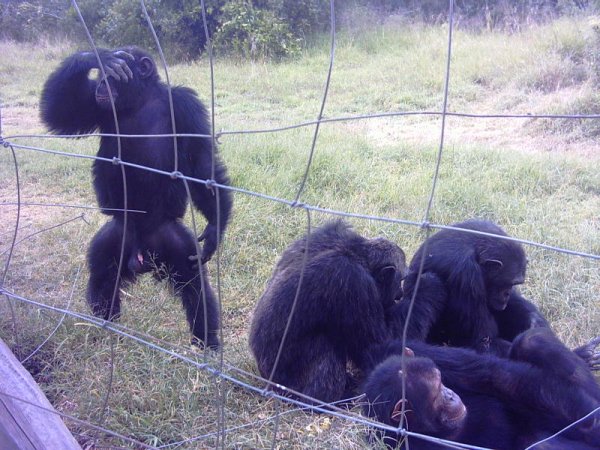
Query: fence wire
[{"left": 0, "top": 0, "right": 599, "bottom": 449}]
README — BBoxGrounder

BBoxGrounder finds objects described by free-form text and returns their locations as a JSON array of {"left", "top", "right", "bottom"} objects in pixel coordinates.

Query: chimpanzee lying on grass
[{"left": 362, "top": 328, "right": 600, "bottom": 449}]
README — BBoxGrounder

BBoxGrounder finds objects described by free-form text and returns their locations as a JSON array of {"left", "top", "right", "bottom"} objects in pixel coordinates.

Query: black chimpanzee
[
  {"left": 248, "top": 220, "right": 407, "bottom": 404},
  {"left": 395, "top": 219, "right": 548, "bottom": 356},
  {"left": 40, "top": 47, "right": 232, "bottom": 349},
  {"left": 362, "top": 328, "right": 600, "bottom": 449},
  {"left": 395, "top": 219, "right": 600, "bottom": 369}
]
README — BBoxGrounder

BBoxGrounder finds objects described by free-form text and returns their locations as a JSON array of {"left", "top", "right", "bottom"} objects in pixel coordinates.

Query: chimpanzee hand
[
  {"left": 100, "top": 50, "right": 135, "bottom": 82},
  {"left": 198, "top": 223, "right": 219, "bottom": 263},
  {"left": 80, "top": 50, "right": 134, "bottom": 82},
  {"left": 188, "top": 224, "right": 219, "bottom": 269},
  {"left": 573, "top": 336, "right": 600, "bottom": 371}
]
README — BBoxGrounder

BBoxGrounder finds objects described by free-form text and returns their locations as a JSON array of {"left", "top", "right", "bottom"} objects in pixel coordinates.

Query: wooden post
[{"left": 0, "top": 338, "right": 80, "bottom": 449}]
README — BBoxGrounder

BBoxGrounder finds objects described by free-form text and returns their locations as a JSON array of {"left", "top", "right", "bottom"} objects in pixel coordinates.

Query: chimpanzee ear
[
  {"left": 376, "top": 265, "right": 396, "bottom": 284},
  {"left": 138, "top": 56, "right": 155, "bottom": 78},
  {"left": 483, "top": 259, "right": 503, "bottom": 271},
  {"left": 391, "top": 398, "right": 407, "bottom": 423}
]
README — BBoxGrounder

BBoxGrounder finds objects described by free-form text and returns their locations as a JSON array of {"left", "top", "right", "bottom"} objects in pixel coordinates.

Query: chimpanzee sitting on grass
[
  {"left": 393, "top": 219, "right": 600, "bottom": 371},
  {"left": 362, "top": 328, "right": 600, "bottom": 449},
  {"left": 249, "top": 220, "right": 407, "bottom": 404}
]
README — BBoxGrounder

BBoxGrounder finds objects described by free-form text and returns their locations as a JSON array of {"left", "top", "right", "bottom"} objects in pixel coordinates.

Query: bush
[
  {"left": 0, "top": 1, "right": 68, "bottom": 41},
  {"left": 213, "top": 0, "right": 301, "bottom": 59},
  {"left": 63, "top": 0, "right": 212, "bottom": 60}
]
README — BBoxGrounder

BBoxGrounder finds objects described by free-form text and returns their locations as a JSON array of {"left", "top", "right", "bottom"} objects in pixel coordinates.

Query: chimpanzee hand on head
[
  {"left": 93, "top": 48, "right": 157, "bottom": 110},
  {"left": 101, "top": 50, "right": 134, "bottom": 81}
]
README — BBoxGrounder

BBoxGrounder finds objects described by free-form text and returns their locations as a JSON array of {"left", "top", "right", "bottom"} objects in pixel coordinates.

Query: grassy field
[{"left": 1, "top": 15, "right": 599, "bottom": 449}]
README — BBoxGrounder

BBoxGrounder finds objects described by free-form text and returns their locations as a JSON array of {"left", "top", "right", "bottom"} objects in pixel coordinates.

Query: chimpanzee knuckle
[
  {"left": 122, "top": 63, "right": 133, "bottom": 79},
  {"left": 104, "top": 67, "right": 116, "bottom": 79},
  {"left": 114, "top": 50, "right": 134, "bottom": 61}
]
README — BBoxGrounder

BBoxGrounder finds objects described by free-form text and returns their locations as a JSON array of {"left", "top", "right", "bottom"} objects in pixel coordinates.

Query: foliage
[
  {"left": 347, "top": 0, "right": 590, "bottom": 29},
  {"left": 213, "top": 0, "right": 301, "bottom": 59},
  {"left": 266, "top": 0, "right": 331, "bottom": 40},
  {"left": 61, "top": 0, "right": 212, "bottom": 60},
  {"left": 2, "top": 0, "right": 598, "bottom": 59},
  {"left": 0, "top": 0, "right": 68, "bottom": 41}
]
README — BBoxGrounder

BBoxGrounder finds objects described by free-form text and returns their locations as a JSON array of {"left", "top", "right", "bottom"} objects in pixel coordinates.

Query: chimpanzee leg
[
  {"left": 87, "top": 219, "right": 135, "bottom": 320},
  {"left": 509, "top": 328, "right": 600, "bottom": 401},
  {"left": 147, "top": 221, "right": 220, "bottom": 349},
  {"left": 272, "top": 334, "right": 346, "bottom": 405},
  {"left": 302, "top": 340, "right": 347, "bottom": 404}
]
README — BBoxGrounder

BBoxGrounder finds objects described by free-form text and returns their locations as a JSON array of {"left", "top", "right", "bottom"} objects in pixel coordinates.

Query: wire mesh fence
[{"left": 1, "top": 0, "right": 599, "bottom": 448}]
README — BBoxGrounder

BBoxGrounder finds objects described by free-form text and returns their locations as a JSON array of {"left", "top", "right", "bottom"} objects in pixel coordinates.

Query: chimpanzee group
[
  {"left": 249, "top": 219, "right": 600, "bottom": 449},
  {"left": 42, "top": 48, "right": 600, "bottom": 449}
]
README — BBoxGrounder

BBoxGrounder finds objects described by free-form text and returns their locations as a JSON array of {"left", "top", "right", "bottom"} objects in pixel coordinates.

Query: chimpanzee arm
[
  {"left": 172, "top": 87, "right": 232, "bottom": 263},
  {"left": 386, "top": 272, "right": 448, "bottom": 340},
  {"left": 311, "top": 251, "right": 393, "bottom": 367},
  {"left": 409, "top": 342, "right": 600, "bottom": 444},
  {"left": 40, "top": 49, "right": 131, "bottom": 134},
  {"left": 40, "top": 51, "right": 100, "bottom": 134},
  {"left": 496, "top": 291, "right": 599, "bottom": 369},
  {"left": 494, "top": 290, "right": 551, "bottom": 341}
]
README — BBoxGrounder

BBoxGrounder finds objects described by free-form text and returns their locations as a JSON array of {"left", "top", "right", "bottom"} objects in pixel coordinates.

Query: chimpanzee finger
[
  {"left": 111, "top": 59, "right": 133, "bottom": 83},
  {"left": 188, "top": 254, "right": 202, "bottom": 271},
  {"left": 104, "top": 65, "right": 120, "bottom": 81},
  {"left": 116, "top": 58, "right": 134, "bottom": 80},
  {"left": 113, "top": 50, "right": 135, "bottom": 82},
  {"left": 113, "top": 50, "right": 135, "bottom": 61}
]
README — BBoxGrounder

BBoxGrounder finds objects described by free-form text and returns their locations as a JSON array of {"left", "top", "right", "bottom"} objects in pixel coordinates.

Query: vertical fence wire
[{"left": 0, "top": 0, "right": 599, "bottom": 449}]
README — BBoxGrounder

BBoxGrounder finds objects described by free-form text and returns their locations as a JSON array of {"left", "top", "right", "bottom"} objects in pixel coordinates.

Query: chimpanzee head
[
  {"left": 363, "top": 353, "right": 467, "bottom": 446},
  {"left": 367, "top": 238, "right": 407, "bottom": 309},
  {"left": 95, "top": 46, "right": 159, "bottom": 111},
  {"left": 478, "top": 238, "right": 527, "bottom": 311}
]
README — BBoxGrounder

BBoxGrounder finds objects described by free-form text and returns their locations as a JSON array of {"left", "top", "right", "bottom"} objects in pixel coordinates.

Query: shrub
[{"left": 213, "top": 0, "right": 301, "bottom": 60}]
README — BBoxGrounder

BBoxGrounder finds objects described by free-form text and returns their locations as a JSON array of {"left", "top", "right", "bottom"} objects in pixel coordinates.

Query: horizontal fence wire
[{"left": 0, "top": 0, "right": 598, "bottom": 448}]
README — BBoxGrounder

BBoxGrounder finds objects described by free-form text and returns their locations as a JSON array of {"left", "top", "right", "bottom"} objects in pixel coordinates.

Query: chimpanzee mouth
[
  {"left": 443, "top": 401, "right": 467, "bottom": 428},
  {"left": 95, "top": 81, "right": 118, "bottom": 107},
  {"left": 95, "top": 92, "right": 117, "bottom": 106},
  {"left": 492, "top": 299, "right": 510, "bottom": 311}
]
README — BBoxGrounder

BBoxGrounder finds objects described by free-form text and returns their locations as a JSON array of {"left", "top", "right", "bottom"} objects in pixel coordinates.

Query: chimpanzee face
[
  {"left": 370, "top": 238, "right": 407, "bottom": 308},
  {"left": 94, "top": 49, "right": 156, "bottom": 111},
  {"left": 481, "top": 246, "right": 526, "bottom": 311},
  {"left": 95, "top": 78, "right": 122, "bottom": 110},
  {"left": 390, "top": 357, "right": 467, "bottom": 437}
]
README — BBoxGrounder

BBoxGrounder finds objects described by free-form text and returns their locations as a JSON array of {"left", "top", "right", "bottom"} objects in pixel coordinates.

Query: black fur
[
  {"left": 40, "top": 47, "right": 232, "bottom": 348},
  {"left": 399, "top": 219, "right": 545, "bottom": 355},
  {"left": 249, "top": 220, "right": 406, "bottom": 403},
  {"left": 363, "top": 328, "right": 600, "bottom": 449}
]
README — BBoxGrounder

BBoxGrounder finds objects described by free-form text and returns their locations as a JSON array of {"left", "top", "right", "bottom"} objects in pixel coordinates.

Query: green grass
[{"left": 1, "top": 15, "right": 599, "bottom": 449}]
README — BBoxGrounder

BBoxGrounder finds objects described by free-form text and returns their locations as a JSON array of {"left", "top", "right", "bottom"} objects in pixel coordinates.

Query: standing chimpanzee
[
  {"left": 362, "top": 328, "right": 600, "bottom": 449},
  {"left": 395, "top": 219, "right": 548, "bottom": 356},
  {"left": 248, "top": 220, "right": 407, "bottom": 404},
  {"left": 40, "top": 47, "right": 232, "bottom": 349}
]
